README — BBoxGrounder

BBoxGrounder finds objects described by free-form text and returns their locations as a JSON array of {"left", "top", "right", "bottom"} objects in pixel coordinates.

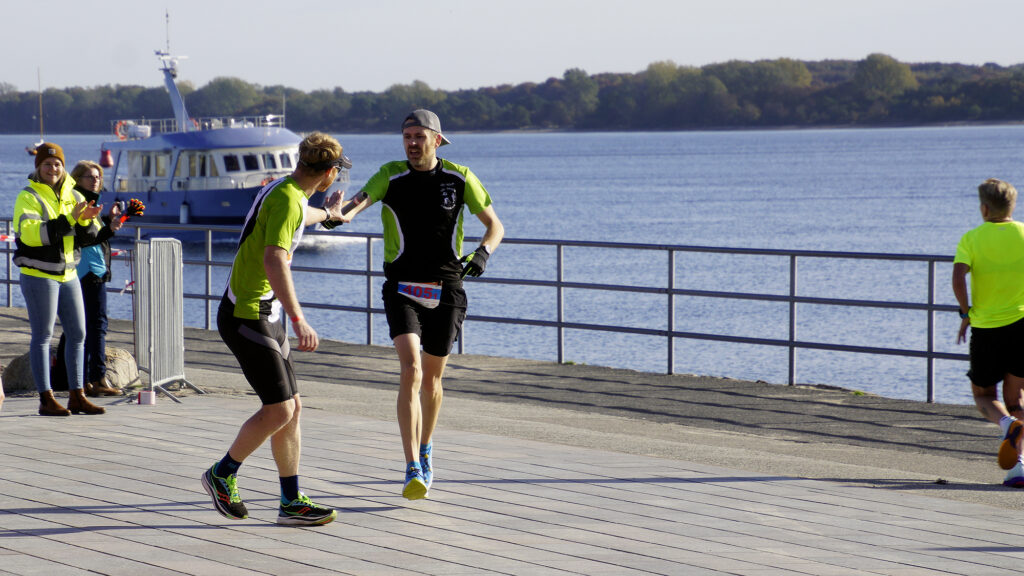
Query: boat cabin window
[
  {"left": 155, "top": 154, "right": 170, "bottom": 178},
  {"left": 141, "top": 155, "right": 152, "bottom": 177},
  {"left": 175, "top": 153, "right": 205, "bottom": 177},
  {"left": 224, "top": 154, "right": 240, "bottom": 172},
  {"left": 262, "top": 153, "right": 277, "bottom": 170},
  {"left": 243, "top": 154, "right": 259, "bottom": 171},
  {"left": 279, "top": 152, "right": 293, "bottom": 169}
]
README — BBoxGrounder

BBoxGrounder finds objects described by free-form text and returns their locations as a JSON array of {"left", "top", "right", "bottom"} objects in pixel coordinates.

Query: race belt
[{"left": 397, "top": 281, "right": 442, "bottom": 309}]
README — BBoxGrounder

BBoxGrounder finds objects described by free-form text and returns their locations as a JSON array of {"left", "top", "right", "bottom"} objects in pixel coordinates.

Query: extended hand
[
  {"left": 321, "top": 190, "right": 350, "bottom": 229},
  {"left": 109, "top": 202, "right": 124, "bottom": 232},
  {"left": 324, "top": 190, "right": 345, "bottom": 218},
  {"left": 73, "top": 200, "right": 103, "bottom": 221}
]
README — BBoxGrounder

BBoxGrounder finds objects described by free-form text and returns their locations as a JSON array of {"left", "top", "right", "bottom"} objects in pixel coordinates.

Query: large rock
[
  {"left": 1, "top": 347, "right": 140, "bottom": 393},
  {"left": 104, "top": 347, "right": 142, "bottom": 389},
  {"left": 2, "top": 355, "right": 33, "bottom": 393}
]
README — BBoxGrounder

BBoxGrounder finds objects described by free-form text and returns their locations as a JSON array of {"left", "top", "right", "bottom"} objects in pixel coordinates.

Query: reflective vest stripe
[{"left": 12, "top": 255, "right": 69, "bottom": 274}]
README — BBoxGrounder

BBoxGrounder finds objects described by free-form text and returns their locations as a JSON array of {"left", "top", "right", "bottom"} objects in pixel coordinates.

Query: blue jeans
[
  {"left": 80, "top": 275, "right": 109, "bottom": 383},
  {"left": 20, "top": 274, "right": 86, "bottom": 393}
]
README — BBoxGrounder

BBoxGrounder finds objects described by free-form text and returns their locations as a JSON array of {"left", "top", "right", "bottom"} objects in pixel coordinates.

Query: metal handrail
[{"left": 0, "top": 220, "right": 967, "bottom": 402}]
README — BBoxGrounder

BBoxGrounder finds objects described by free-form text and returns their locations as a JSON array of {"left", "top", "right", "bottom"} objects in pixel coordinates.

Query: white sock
[{"left": 1000, "top": 415, "right": 1017, "bottom": 437}]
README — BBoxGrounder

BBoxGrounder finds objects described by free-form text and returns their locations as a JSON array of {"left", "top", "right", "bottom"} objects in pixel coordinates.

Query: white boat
[{"left": 98, "top": 51, "right": 347, "bottom": 230}]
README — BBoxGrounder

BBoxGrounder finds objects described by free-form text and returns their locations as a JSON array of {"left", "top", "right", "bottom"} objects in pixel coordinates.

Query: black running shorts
[
  {"left": 382, "top": 281, "right": 467, "bottom": 357},
  {"left": 217, "top": 299, "right": 298, "bottom": 404},
  {"left": 968, "top": 316, "right": 1024, "bottom": 388}
]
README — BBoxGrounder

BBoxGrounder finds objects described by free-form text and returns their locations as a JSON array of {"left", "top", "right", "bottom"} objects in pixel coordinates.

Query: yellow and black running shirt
[
  {"left": 224, "top": 177, "right": 306, "bottom": 321},
  {"left": 363, "top": 159, "right": 491, "bottom": 283}
]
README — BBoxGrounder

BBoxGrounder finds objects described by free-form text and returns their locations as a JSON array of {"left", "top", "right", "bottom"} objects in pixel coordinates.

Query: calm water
[{"left": 4, "top": 126, "right": 1024, "bottom": 405}]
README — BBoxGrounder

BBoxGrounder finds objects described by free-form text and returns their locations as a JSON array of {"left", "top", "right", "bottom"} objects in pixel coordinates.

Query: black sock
[
  {"left": 280, "top": 475, "right": 299, "bottom": 503},
  {"left": 215, "top": 452, "right": 242, "bottom": 478}
]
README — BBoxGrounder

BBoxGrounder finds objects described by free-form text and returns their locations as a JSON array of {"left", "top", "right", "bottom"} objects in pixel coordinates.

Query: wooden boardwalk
[
  {"left": 2, "top": 304, "right": 1023, "bottom": 574},
  {"left": 1, "top": 390, "right": 1022, "bottom": 575}
]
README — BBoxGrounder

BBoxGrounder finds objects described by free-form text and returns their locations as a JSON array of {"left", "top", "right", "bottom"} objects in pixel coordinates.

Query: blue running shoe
[
  {"left": 420, "top": 443, "right": 433, "bottom": 490},
  {"left": 403, "top": 463, "right": 428, "bottom": 500},
  {"left": 1005, "top": 462, "right": 1024, "bottom": 488},
  {"left": 1000, "top": 419, "right": 1024, "bottom": 470},
  {"left": 277, "top": 493, "right": 337, "bottom": 526}
]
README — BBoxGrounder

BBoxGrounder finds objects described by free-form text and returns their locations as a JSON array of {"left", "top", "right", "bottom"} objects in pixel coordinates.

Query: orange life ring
[
  {"left": 114, "top": 121, "right": 128, "bottom": 141},
  {"left": 261, "top": 176, "right": 273, "bottom": 187}
]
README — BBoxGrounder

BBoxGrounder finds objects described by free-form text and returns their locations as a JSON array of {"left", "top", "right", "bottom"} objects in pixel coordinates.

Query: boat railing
[
  {"left": 196, "top": 115, "right": 286, "bottom": 130},
  {"left": 109, "top": 114, "right": 287, "bottom": 139},
  {"left": 0, "top": 220, "right": 968, "bottom": 403}
]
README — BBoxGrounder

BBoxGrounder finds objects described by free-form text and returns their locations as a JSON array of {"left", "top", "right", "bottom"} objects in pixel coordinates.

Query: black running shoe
[
  {"left": 201, "top": 464, "right": 248, "bottom": 520},
  {"left": 277, "top": 493, "right": 337, "bottom": 526}
]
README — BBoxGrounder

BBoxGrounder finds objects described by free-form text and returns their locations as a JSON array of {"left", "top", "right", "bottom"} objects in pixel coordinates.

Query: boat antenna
[{"left": 155, "top": 10, "right": 192, "bottom": 131}]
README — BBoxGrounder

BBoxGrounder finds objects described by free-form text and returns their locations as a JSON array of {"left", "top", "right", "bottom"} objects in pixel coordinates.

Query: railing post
[
  {"left": 667, "top": 249, "right": 675, "bottom": 375},
  {"left": 557, "top": 243, "right": 565, "bottom": 365},
  {"left": 927, "top": 260, "right": 936, "bottom": 403},
  {"left": 458, "top": 260, "right": 465, "bottom": 353},
  {"left": 5, "top": 220, "right": 11, "bottom": 307},
  {"left": 788, "top": 255, "right": 797, "bottom": 386},
  {"left": 366, "top": 238, "right": 373, "bottom": 346},
  {"left": 205, "top": 228, "right": 212, "bottom": 330}
]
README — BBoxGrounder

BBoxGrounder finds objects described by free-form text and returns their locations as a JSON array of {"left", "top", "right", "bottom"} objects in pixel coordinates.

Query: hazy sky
[{"left": 3, "top": 0, "right": 1022, "bottom": 94}]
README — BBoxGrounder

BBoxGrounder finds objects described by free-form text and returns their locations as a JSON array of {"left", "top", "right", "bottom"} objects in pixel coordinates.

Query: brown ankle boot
[
  {"left": 86, "top": 380, "right": 122, "bottom": 397},
  {"left": 68, "top": 389, "right": 105, "bottom": 415},
  {"left": 39, "top": 390, "right": 71, "bottom": 417}
]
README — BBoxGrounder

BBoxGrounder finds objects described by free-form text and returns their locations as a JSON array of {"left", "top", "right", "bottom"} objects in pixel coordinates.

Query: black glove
[{"left": 460, "top": 245, "right": 490, "bottom": 278}]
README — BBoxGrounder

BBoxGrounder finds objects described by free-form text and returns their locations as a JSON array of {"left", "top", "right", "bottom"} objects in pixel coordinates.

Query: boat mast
[
  {"left": 36, "top": 68, "right": 43, "bottom": 141},
  {"left": 156, "top": 10, "right": 193, "bottom": 132}
]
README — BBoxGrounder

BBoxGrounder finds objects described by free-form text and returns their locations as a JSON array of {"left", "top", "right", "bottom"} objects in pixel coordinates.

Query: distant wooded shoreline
[{"left": 2, "top": 54, "right": 1022, "bottom": 134}]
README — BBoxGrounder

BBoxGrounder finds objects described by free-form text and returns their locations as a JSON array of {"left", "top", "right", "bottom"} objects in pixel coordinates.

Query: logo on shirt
[{"left": 439, "top": 183, "right": 457, "bottom": 210}]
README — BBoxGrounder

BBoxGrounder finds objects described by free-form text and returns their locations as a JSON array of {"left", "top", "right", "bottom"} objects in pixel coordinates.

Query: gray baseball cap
[{"left": 401, "top": 109, "right": 451, "bottom": 146}]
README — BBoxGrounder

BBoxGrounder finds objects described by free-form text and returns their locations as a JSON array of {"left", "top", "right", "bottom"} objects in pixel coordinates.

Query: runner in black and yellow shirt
[{"left": 331, "top": 109, "right": 505, "bottom": 500}]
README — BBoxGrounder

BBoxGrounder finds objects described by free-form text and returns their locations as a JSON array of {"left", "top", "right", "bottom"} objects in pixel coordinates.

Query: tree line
[{"left": 2, "top": 53, "right": 1023, "bottom": 135}]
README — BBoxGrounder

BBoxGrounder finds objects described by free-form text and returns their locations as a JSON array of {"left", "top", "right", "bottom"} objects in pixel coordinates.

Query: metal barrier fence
[
  {"left": 0, "top": 220, "right": 967, "bottom": 403},
  {"left": 132, "top": 238, "right": 200, "bottom": 402}
]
